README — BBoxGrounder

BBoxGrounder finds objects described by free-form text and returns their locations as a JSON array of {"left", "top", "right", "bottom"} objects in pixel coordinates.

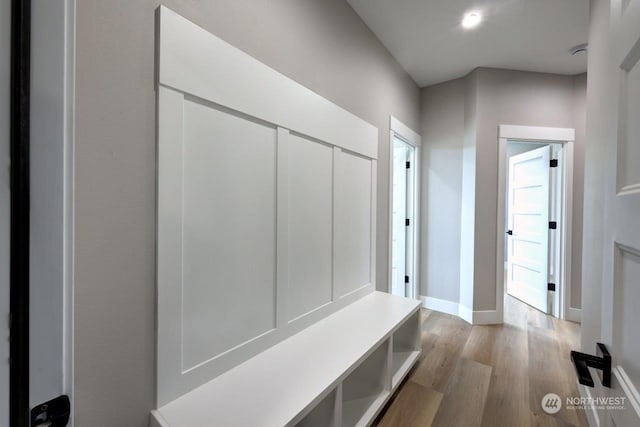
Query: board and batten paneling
[
  {"left": 156, "top": 6, "right": 378, "bottom": 406},
  {"left": 287, "top": 134, "right": 334, "bottom": 321},
  {"left": 334, "top": 150, "right": 375, "bottom": 298},
  {"left": 181, "top": 99, "right": 278, "bottom": 370}
]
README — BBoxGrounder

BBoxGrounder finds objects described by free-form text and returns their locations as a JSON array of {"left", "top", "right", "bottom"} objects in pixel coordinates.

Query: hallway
[{"left": 375, "top": 296, "right": 587, "bottom": 427}]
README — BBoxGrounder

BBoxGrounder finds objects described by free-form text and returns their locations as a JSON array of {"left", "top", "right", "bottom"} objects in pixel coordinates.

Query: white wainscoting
[
  {"left": 286, "top": 134, "right": 333, "bottom": 321},
  {"left": 156, "top": 6, "right": 378, "bottom": 406}
]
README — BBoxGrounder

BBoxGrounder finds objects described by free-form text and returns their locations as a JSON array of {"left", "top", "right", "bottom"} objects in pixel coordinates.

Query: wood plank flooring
[{"left": 375, "top": 295, "right": 588, "bottom": 427}]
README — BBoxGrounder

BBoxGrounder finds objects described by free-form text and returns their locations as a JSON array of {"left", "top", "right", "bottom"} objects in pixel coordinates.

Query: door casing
[
  {"left": 496, "top": 125, "right": 576, "bottom": 322},
  {"left": 388, "top": 116, "right": 421, "bottom": 299},
  {"left": 5, "top": 0, "right": 75, "bottom": 424}
]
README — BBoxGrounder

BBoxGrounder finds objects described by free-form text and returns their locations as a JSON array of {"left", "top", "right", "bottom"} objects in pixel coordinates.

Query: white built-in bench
[{"left": 151, "top": 292, "right": 421, "bottom": 427}]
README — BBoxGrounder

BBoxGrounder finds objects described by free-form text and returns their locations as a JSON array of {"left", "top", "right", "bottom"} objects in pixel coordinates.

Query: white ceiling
[{"left": 346, "top": 0, "right": 589, "bottom": 87}]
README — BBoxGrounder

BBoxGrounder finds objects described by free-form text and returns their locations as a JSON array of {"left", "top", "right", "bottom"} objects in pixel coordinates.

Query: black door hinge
[
  {"left": 550, "top": 159, "right": 558, "bottom": 168},
  {"left": 31, "top": 395, "right": 70, "bottom": 427},
  {"left": 405, "top": 218, "right": 410, "bottom": 226},
  {"left": 549, "top": 221, "right": 557, "bottom": 230},
  {"left": 404, "top": 275, "right": 409, "bottom": 283},
  {"left": 548, "top": 282, "right": 556, "bottom": 292},
  {"left": 406, "top": 161, "right": 410, "bottom": 169}
]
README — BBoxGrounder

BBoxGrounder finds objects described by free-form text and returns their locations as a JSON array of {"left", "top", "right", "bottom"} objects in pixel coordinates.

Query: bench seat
[{"left": 151, "top": 291, "right": 422, "bottom": 427}]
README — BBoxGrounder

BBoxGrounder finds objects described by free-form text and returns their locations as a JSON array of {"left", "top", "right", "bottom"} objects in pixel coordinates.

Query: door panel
[
  {"left": 391, "top": 139, "right": 408, "bottom": 297},
  {"left": 600, "top": 0, "right": 640, "bottom": 425},
  {"left": 506, "top": 145, "right": 551, "bottom": 313},
  {"left": 613, "top": 245, "right": 640, "bottom": 387},
  {"left": 616, "top": 61, "right": 640, "bottom": 190}
]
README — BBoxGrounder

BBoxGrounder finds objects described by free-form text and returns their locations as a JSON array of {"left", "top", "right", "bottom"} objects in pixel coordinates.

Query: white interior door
[
  {"left": 598, "top": 1, "right": 640, "bottom": 425},
  {"left": 391, "top": 138, "right": 409, "bottom": 297},
  {"left": 1, "top": 0, "right": 10, "bottom": 423},
  {"left": 506, "top": 145, "right": 551, "bottom": 313}
]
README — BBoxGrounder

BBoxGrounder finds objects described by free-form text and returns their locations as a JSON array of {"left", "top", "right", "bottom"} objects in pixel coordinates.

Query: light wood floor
[{"left": 374, "top": 295, "right": 588, "bottom": 427}]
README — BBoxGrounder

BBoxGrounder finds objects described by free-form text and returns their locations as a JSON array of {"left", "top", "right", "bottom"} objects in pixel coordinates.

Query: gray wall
[
  {"left": 472, "top": 68, "right": 579, "bottom": 311},
  {"left": 419, "top": 68, "right": 586, "bottom": 315},
  {"left": 460, "top": 72, "right": 479, "bottom": 310},
  {"left": 419, "top": 78, "right": 464, "bottom": 303},
  {"left": 571, "top": 73, "right": 587, "bottom": 309},
  {"left": 74, "top": 0, "right": 419, "bottom": 425}
]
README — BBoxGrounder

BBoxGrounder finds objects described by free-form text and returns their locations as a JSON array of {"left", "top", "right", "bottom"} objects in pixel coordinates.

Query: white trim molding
[
  {"left": 388, "top": 116, "right": 421, "bottom": 299},
  {"left": 471, "top": 310, "right": 501, "bottom": 325},
  {"left": 499, "top": 124, "right": 575, "bottom": 142},
  {"left": 420, "top": 296, "right": 458, "bottom": 317},
  {"left": 497, "top": 124, "right": 576, "bottom": 323},
  {"left": 566, "top": 307, "right": 582, "bottom": 323},
  {"left": 578, "top": 383, "right": 600, "bottom": 427},
  {"left": 420, "top": 297, "right": 501, "bottom": 325},
  {"left": 158, "top": 6, "right": 377, "bottom": 159},
  {"left": 390, "top": 116, "right": 421, "bottom": 147},
  {"left": 457, "top": 305, "right": 473, "bottom": 324}
]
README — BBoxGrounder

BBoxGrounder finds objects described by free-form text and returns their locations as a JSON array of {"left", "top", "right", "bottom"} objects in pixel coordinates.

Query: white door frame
[
  {"left": 497, "top": 125, "right": 576, "bottom": 321},
  {"left": 388, "top": 116, "right": 421, "bottom": 299},
  {"left": 29, "top": 0, "right": 75, "bottom": 422}
]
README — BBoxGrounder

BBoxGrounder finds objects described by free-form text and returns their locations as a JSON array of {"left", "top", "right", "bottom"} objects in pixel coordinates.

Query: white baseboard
[
  {"left": 420, "top": 297, "right": 501, "bottom": 325},
  {"left": 566, "top": 307, "right": 581, "bottom": 323},
  {"left": 421, "top": 296, "right": 459, "bottom": 317},
  {"left": 458, "top": 304, "right": 473, "bottom": 324},
  {"left": 472, "top": 310, "right": 501, "bottom": 325},
  {"left": 578, "top": 382, "right": 600, "bottom": 427}
]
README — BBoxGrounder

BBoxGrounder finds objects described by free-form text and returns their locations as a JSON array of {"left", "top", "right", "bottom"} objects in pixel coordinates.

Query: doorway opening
[
  {"left": 497, "top": 125, "right": 575, "bottom": 321},
  {"left": 391, "top": 137, "right": 415, "bottom": 298},
  {"left": 388, "top": 117, "right": 421, "bottom": 299}
]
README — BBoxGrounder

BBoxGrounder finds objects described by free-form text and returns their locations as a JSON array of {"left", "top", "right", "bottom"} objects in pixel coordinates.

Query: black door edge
[{"left": 9, "top": 0, "right": 31, "bottom": 426}]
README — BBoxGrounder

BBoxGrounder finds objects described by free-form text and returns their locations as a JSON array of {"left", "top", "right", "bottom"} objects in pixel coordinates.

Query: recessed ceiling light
[{"left": 462, "top": 12, "right": 482, "bottom": 29}]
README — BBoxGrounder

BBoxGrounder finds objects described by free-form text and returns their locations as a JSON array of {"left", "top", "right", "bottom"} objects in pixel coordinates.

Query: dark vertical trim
[{"left": 9, "top": 0, "right": 30, "bottom": 425}]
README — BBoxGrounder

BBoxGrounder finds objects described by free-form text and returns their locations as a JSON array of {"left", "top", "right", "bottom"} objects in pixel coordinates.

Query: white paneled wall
[
  {"left": 181, "top": 100, "right": 278, "bottom": 370},
  {"left": 334, "top": 151, "right": 375, "bottom": 298},
  {"left": 287, "top": 134, "right": 333, "bottom": 321},
  {"left": 156, "top": 7, "right": 378, "bottom": 406}
]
